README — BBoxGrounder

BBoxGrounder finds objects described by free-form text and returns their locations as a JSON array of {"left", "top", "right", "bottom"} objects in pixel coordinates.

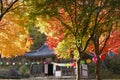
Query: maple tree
[
  {"left": 86, "top": 27, "right": 120, "bottom": 79},
  {"left": 85, "top": 2, "right": 120, "bottom": 79},
  {"left": 0, "top": 21, "right": 31, "bottom": 58},
  {"left": 85, "top": 1, "right": 120, "bottom": 79},
  {"left": 0, "top": 16, "right": 33, "bottom": 58},
  {"left": 0, "top": 0, "right": 33, "bottom": 58}
]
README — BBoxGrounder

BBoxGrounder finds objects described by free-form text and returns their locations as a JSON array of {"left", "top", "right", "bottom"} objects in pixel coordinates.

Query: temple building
[{"left": 25, "top": 44, "right": 88, "bottom": 78}]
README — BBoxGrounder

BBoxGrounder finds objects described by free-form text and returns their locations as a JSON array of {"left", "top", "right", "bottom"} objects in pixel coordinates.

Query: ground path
[{"left": 0, "top": 77, "right": 120, "bottom": 80}]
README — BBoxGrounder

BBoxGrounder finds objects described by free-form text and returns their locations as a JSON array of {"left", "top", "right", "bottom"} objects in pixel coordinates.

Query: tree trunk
[
  {"left": 76, "top": 58, "right": 81, "bottom": 80},
  {"left": 96, "top": 58, "right": 101, "bottom": 80}
]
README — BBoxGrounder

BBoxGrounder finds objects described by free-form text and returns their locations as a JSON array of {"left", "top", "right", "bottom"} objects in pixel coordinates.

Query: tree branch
[
  {"left": 99, "top": 24, "right": 113, "bottom": 54},
  {"left": 0, "top": 0, "right": 3, "bottom": 14},
  {"left": 98, "top": 10, "right": 110, "bottom": 24},
  {"left": 57, "top": 17, "right": 75, "bottom": 36},
  {"left": 0, "top": 0, "right": 19, "bottom": 21},
  {"left": 63, "top": 1, "right": 75, "bottom": 33}
]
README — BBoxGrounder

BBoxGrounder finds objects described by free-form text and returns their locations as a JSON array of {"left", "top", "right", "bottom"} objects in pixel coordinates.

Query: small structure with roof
[
  {"left": 25, "top": 44, "right": 55, "bottom": 76},
  {"left": 25, "top": 44, "right": 88, "bottom": 78}
]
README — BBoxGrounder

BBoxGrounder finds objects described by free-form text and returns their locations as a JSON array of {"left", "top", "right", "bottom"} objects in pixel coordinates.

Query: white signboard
[
  {"left": 44, "top": 64, "right": 48, "bottom": 74},
  {"left": 82, "top": 64, "right": 88, "bottom": 69},
  {"left": 55, "top": 71, "right": 61, "bottom": 77},
  {"left": 81, "top": 64, "right": 88, "bottom": 77},
  {"left": 82, "top": 70, "right": 88, "bottom": 76}
]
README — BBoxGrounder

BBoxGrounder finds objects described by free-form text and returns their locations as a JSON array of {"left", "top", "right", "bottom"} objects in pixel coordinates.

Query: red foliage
[
  {"left": 103, "top": 29, "right": 120, "bottom": 54},
  {"left": 45, "top": 8, "right": 71, "bottom": 49},
  {"left": 87, "top": 29, "right": 120, "bottom": 54},
  {"left": 46, "top": 36, "right": 60, "bottom": 49},
  {"left": 45, "top": 18, "right": 65, "bottom": 49}
]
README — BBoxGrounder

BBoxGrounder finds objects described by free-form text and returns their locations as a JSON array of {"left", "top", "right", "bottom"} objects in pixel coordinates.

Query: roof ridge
[{"left": 37, "top": 44, "right": 47, "bottom": 52}]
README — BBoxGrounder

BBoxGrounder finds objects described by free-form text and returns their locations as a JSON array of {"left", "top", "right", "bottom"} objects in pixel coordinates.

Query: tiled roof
[{"left": 25, "top": 45, "right": 55, "bottom": 58}]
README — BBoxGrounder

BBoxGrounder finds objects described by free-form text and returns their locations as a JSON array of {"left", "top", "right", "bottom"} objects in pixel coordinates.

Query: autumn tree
[
  {"left": 22, "top": 0, "right": 120, "bottom": 80},
  {"left": 87, "top": 28, "right": 120, "bottom": 79},
  {"left": 0, "top": 0, "right": 33, "bottom": 58},
  {"left": 0, "top": 13, "right": 33, "bottom": 58},
  {"left": 86, "top": 1, "right": 120, "bottom": 79}
]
